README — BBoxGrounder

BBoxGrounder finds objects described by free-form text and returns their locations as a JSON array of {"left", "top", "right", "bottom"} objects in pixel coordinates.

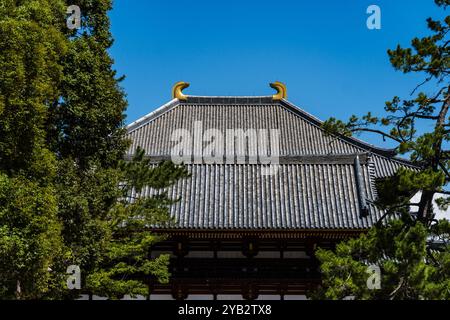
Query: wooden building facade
[{"left": 125, "top": 82, "right": 417, "bottom": 300}]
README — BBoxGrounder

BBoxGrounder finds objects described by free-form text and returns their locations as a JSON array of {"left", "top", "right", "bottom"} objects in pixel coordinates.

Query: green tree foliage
[
  {"left": 317, "top": 0, "right": 450, "bottom": 299},
  {"left": 46, "top": 1, "right": 190, "bottom": 299},
  {"left": 85, "top": 148, "right": 190, "bottom": 299},
  {"left": 48, "top": 0, "right": 129, "bottom": 168},
  {"left": 49, "top": 1, "right": 129, "bottom": 278},
  {"left": 0, "top": 0, "right": 190, "bottom": 299},
  {"left": 0, "top": 0, "right": 66, "bottom": 177},
  {"left": 0, "top": 175, "right": 63, "bottom": 299},
  {"left": 0, "top": 0, "right": 67, "bottom": 299},
  {"left": 314, "top": 219, "right": 450, "bottom": 299}
]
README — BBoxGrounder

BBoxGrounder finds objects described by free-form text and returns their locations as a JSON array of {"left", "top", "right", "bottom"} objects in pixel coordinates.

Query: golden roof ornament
[
  {"left": 270, "top": 81, "right": 287, "bottom": 100},
  {"left": 172, "top": 81, "right": 190, "bottom": 101}
]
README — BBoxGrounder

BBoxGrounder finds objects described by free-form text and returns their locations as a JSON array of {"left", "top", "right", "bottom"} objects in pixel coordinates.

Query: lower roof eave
[{"left": 150, "top": 228, "right": 368, "bottom": 239}]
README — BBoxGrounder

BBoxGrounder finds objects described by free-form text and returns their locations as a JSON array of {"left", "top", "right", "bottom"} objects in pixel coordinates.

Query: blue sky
[{"left": 109, "top": 0, "right": 445, "bottom": 148}]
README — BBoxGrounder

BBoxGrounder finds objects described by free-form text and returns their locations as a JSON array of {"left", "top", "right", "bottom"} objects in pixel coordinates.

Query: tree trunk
[
  {"left": 417, "top": 87, "right": 450, "bottom": 222},
  {"left": 16, "top": 280, "right": 21, "bottom": 300}
]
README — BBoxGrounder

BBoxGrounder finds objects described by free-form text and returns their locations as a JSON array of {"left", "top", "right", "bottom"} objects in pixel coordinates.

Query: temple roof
[
  {"left": 129, "top": 155, "right": 380, "bottom": 230},
  {"left": 126, "top": 86, "right": 419, "bottom": 231}
]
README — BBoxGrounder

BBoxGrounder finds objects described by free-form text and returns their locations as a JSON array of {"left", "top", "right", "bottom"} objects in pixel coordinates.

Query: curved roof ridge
[
  {"left": 125, "top": 95, "right": 419, "bottom": 169},
  {"left": 279, "top": 99, "right": 393, "bottom": 154},
  {"left": 126, "top": 98, "right": 179, "bottom": 132},
  {"left": 187, "top": 95, "right": 272, "bottom": 98},
  {"left": 278, "top": 99, "right": 417, "bottom": 167}
]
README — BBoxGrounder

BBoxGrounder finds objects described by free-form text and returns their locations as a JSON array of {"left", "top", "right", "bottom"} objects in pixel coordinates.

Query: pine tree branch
[
  {"left": 410, "top": 75, "right": 433, "bottom": 96},
  {"left": 413, "top": 114, "right": 439, "bottom": 120},
  {"left": 375, "top": 203, "right": 413, "bottom": 225},
  {"left": 438, "top": 162, "right": 450, "bottom": 181},
  {"left": 350, "top": 128, "right": 403, "bottom": 143},
  {"left": 389, "top": 277, "right": 405, "bottom": 300},
  {"left": 417, "top": 87, "right": 450, "bottom": 221}
]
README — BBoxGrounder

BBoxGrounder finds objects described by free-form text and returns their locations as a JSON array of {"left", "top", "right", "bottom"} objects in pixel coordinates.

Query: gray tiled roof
[
  {"left": 126, "top": 96, "right": 419, "bottom": 230},
  {"left": 132, "top": 157, "right": 380, "bottom": 230}
]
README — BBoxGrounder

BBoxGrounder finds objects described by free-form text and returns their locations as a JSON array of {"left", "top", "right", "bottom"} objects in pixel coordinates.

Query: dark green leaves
[
  {"left": 317, "top": 0, "right": 450, "bottom": 300},
  {"left": 313, "top": 219, "right": 450, "bottom": 300}
]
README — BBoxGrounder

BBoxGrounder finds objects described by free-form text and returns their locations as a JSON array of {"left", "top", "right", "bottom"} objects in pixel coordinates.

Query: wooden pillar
[
  {"left": 242, "top": 237, "right": 259, "bottom": 258},
  {"left": 279, "top": 240, "right": 287, "bottom": 259},
  {"left": 213, "top": 240, "right": 220, "bottom": 259},
  {"left": 172, "top": 282, "right": 188, "bottom": 300},
  {"left": 242, "top": 282, "right": 258, "bottom": 300},
  {"left": 173, "top": 237, "right": 189, "bottom": 257},
  {"left": 306, "top": 237, "right": 321, "bottom": 278}
]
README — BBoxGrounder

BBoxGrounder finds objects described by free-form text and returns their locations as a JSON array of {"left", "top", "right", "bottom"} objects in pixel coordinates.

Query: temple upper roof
[{"left": 125, "top": 83, "right": 419, "bottom": 231}]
